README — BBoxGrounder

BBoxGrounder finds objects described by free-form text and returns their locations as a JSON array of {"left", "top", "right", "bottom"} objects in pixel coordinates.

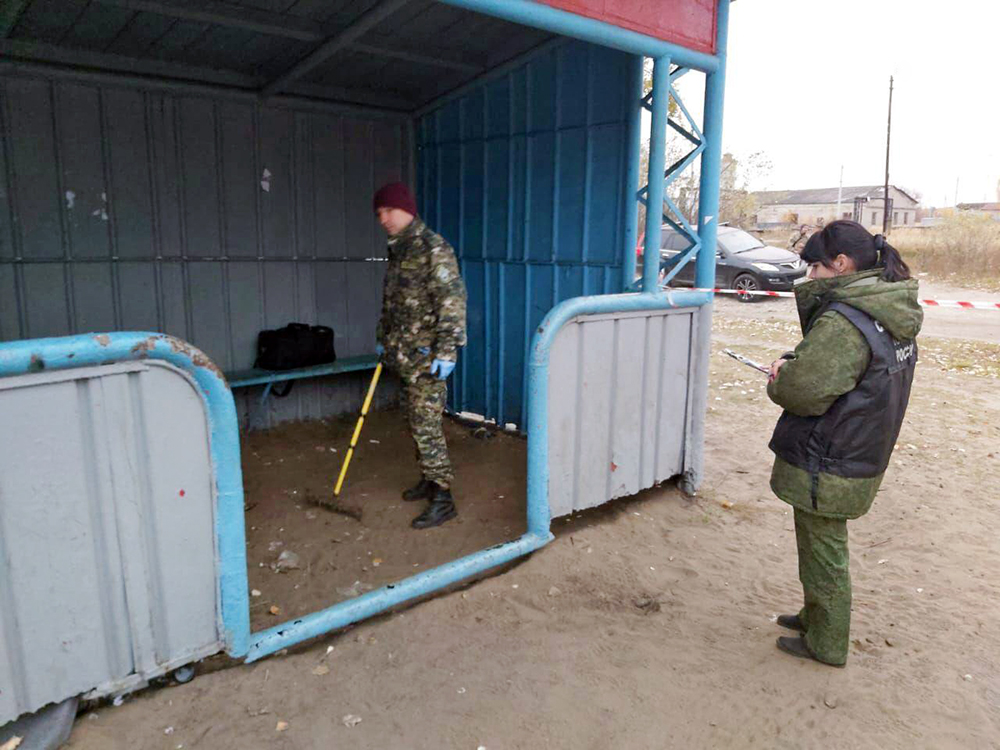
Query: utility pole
[
  {"left": 836, "top": 165, "right": 843, "bottom": 219},
  {"left": 882, "top": 75, "right": 893, "bottom": 235},
  {"left": 954, "top": 177, "right": 960, "bottom": 207}
]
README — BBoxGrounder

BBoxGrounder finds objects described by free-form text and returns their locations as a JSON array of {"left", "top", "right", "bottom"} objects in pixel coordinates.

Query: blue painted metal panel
[
  {"left": 419, "top": 40, "right": 632, "bottom": 426},
  {"left": 0, "top": 69, "right": 411, "bottom": 427}
]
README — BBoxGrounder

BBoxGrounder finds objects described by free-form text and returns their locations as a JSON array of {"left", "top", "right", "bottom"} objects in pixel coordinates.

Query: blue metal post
[
  {"left": 620, "top": 54, "right": 644, "bottom": 291},
  {"left": 695, "top": 0, "right": 730, "bottom": 290},
  {"left": 643, "top": 56, "right": 670, "bottom": 293}
]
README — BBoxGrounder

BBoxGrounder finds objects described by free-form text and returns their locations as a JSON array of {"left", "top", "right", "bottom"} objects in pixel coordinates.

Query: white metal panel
[
  {"left": 547, "top": 307, "right": 697, "bottom": 518},
  {"left": 0, "top": 361, "right": 220, "bottom": 723}
]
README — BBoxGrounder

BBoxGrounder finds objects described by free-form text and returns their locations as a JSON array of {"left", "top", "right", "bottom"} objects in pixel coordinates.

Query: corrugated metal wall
[
  {"left": 0, "top": 361, "right": 219, "bottom": 723},
  {"left": 547, "top": 307, "right": 704, "bottom": 517},
  {"left": 0, "top": 71, "right": 410, "bottom": 426},
  {"left": 417, "top": 40, "right": 632, "bottom": 427}
]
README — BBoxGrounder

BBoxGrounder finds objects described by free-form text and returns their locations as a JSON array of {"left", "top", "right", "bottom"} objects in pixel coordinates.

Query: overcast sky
[{"left": 711, "top": 0, "right": 1000, "bottom": 206}]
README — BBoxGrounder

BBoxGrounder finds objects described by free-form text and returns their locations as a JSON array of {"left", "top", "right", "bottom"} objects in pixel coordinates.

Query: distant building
[
  {"left": 753, "top": 185, "right": 919, "bottom": 229},
  {"left": 956, "top": 202, "right": 1000, "bottom": 221}
]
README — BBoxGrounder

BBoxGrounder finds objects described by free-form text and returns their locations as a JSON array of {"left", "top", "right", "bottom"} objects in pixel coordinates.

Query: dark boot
[
  {"left": 402, "top": 478, "right": 436, "bottom": 502},
  {"left": 411, "top": 487, "right": 457, "bottom": 529},
  {"left": 777, "top": 614, "right": 806, "bottom": 632},
  {"left": 775, "top": 636, "right": 845, "bottom": 668}
]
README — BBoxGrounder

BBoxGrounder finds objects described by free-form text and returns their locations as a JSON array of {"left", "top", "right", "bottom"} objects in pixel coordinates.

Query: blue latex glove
[{"left": 430, "top": 358, "right": 456, "bottom": 380}]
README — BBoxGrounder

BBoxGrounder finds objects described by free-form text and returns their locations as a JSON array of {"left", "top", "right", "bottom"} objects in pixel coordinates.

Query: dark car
[{"left": 659, "top": 225, "right": 806, "bottom": 301}]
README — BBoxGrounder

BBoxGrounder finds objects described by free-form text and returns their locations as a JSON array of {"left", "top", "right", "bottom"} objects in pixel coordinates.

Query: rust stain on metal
[
  {"left": 126, "top": 335, "right": 224, "bottom": 379},
  {"left": 165, "top": 336, "right": 225, "bottom": 379},
  {"left": 130, "top": 337, "right": 156, "bottom": 357},
  {"left": 93, "top": 334, "right": 111, "bottom": 346}
]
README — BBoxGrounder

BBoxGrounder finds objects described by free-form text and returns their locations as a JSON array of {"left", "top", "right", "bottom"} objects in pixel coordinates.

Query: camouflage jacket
[
  {"left": 767, "top": 270, "right": 923, "bottom": 518},
  {"left": 376, "top": 218, "right": 467, "bottom": 378}
]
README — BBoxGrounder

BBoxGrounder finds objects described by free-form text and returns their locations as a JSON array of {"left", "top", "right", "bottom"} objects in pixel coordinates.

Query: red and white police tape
[{"left": 687, "top": 287, "right": 1000, "bottom": 310}]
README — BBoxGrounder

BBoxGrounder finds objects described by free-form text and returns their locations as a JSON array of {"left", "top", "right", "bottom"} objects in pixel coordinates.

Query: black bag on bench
[{"left": 254, "top": 323, "right": 337, "bottom": 396}]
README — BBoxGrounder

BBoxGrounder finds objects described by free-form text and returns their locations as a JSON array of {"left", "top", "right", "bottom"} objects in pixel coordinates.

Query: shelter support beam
[
  {"left": 92, "top": 0, "right": 486, "bottom": 73},
  {"left": 261, "top": 0, "right": 413, "bottom": 98},
  {"left": 694, "top": 0, "right": 730, "bottom": 290},
  {"left": 0, "top": 42, "right": 417, "bottom": 112},
  {"left": 620, "top": 53, "right": 643, "bottom": 291},
  {"left": 0, "top": 38, "right": 260, "bottom": 89},
  {"left": 680, "top": 0, "right": 730, "bottom": 494},
  {"left": 0, "top": 0, "right": 29, "bottom": 38},
  {"left": 642, "top": 56, "right": 670, "bottom": 292},
  {"left": 93, "top": 0, "right": 324, "bottom": 41}
]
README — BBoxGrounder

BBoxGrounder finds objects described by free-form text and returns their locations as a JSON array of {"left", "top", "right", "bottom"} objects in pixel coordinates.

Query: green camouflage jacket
[
  {"left": 376, "top": 218, "right": 467, "bottom": 379},
  {"left": 767, "top": 270, "right": 923, "bottom": 518}
]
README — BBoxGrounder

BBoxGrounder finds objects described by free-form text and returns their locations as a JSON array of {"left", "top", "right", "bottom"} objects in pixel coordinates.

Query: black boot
[
  {"left": 411, "top": 487, "right": 457, "bottom": 529},
  {"left": 775, "top": 636, "right": 845, "bottom": 668},
  {"left": 402, "top": 478, "right": 436, "bottom": 502},
  {"left": 777, "top": 614, "right": 806, "bottom": 632}
]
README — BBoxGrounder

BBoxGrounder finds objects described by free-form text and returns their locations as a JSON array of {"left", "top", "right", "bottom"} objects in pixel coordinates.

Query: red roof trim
[{"left": 534, "top": 0, "right": 717, "bottom": 55}]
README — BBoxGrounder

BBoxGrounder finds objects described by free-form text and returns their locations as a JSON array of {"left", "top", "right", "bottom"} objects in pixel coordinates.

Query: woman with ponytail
[{"left": 765, "top": 220, "right": 923, "bottom": 666}]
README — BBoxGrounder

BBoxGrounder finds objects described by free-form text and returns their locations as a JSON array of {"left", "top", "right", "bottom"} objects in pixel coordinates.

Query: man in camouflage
[
  {"left": 788, "top": 224, "right": 811, "bottom": 252},
  {"left": 374, "top": 182, "right": 467, "bottom": 529}
]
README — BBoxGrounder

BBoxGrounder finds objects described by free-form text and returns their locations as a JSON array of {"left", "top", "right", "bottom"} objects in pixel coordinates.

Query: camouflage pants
[
  {"left": 401, "top": 374, "right": 453, "bottom": 489},
  {"left": 794, "top": 508, "right": 851, "bottom": 665}
]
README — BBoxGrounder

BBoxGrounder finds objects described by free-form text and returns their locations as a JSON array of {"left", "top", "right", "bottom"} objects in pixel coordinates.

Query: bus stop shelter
[{"left": 0, "top": 0, "right": 730, "bottom": 729}]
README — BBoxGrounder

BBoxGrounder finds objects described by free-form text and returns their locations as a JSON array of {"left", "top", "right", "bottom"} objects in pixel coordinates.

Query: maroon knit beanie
[{"left": 373, "top": 182, "right": 417, "bottom": 217}]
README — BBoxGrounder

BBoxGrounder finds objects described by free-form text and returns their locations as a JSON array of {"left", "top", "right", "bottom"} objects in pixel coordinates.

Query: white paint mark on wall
[
  {"left": 89, "top": 191, "right": 109, "bottom": 220},
  {"left": 261, "top": 168, "right": 272, "bottom": 193},
  {"left": 65, "top": 190, "right": 76, "bottom": 209}
]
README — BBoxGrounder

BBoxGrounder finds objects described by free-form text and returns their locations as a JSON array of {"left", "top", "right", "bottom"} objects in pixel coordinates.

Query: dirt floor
[
  {"left": 63, "top": 282, "right": 1000, "bottom": 750},
  {"left": 241, "top": 413, "right": 527, "bottom": 631}
]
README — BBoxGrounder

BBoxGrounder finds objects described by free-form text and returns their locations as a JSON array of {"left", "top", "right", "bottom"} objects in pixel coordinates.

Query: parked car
[{"left": 659, "top": 225, "right": 806, "bottom": 301}]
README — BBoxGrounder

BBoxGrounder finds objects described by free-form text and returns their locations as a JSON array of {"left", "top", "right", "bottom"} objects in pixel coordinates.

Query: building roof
[
  {"left": 754, "top": 185, "right": 919, "bottom": 206},
  {"left": 957, "top": 202, "right": 1000, "bottom": 212}
]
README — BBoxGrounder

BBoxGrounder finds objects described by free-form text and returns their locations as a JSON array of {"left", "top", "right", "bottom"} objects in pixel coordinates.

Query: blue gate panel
[{"left": 420, "top": 41, "right": 634, "bottom": 426}]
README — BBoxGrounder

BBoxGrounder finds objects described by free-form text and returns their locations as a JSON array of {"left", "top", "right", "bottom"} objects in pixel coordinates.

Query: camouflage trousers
[
  {"left": 401, "top": 374, "right": 453, "bottom": 489},
  {"left": 794, "top": 508, "right": 851, "bottom": 666}
]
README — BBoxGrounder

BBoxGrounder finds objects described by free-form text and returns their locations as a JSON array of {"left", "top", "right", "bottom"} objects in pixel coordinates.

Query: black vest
[{"left": 769, "top": 302, "right": 917, "bottom": 494}]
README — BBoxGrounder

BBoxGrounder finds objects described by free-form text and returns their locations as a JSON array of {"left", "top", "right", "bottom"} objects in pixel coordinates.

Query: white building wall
[{"left": 756, "top": 190, "right": 918, "bottom": 229}]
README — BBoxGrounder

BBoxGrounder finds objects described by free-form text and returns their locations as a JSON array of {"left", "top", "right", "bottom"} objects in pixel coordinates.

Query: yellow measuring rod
[{"left": 333, "top": 361, "right": 383, "bottom": 497}]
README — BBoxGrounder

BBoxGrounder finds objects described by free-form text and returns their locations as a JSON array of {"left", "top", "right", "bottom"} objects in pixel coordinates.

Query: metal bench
[{"left": 227, "top": 354, "right": 380, "bottom": 428}]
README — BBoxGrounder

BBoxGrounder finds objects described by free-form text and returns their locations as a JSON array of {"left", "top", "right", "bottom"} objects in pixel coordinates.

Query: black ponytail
[
  {"left": 801, "top": 220, "right": 911, "bottom": 282},
  {"left": 872, "top": 232, "right": 911, "bottom": 282}
]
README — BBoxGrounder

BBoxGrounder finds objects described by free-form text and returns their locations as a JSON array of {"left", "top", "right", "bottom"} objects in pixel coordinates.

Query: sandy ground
[
  {"left": 240, "top": 415, "right": 527, "bottom": 631},
  {"left": 62, "top": 286, "right": 1000, "bottom": 750}
]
